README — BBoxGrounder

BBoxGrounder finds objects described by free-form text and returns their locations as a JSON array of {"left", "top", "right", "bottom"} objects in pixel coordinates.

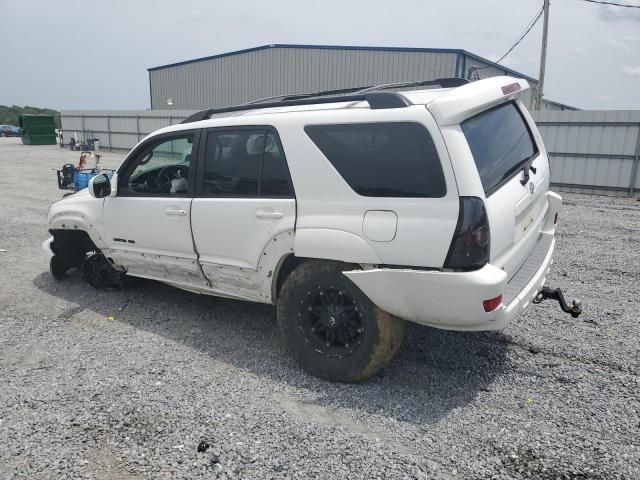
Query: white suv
[{"left": 45, "top": 76, "right": 564, "bottom": 382}]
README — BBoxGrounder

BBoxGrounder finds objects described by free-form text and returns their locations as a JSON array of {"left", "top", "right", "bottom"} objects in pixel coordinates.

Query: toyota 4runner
[{"left": 44, "top": 76, "right": 575, "bottom": 382}]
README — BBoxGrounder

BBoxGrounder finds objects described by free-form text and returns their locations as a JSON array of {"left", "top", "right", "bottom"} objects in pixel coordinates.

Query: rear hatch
[
  {"left": 461, "top": 100, "right": 549, "bottom": 278},
  {"left": 427, "top": 77, "right": 550, "bottom": 279}
]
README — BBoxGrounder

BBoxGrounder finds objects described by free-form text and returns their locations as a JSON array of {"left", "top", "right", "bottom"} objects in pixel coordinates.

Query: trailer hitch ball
[{"left": 570, "top": 299, "right": 582, "bottom": 318}]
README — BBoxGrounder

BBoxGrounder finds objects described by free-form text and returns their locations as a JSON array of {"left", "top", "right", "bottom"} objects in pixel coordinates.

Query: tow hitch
[{"left": 533, "top": 287, "right": 582, "bottom": 318}]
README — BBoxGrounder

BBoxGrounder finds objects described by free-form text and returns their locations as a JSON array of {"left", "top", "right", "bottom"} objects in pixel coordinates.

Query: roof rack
[
  {"left": 357, "top": 77, "right": 468, "bottom": 93},
  {"left": 246, "top": 85, "right": 371, "bottom": 105},
  {"left": 180, "top": 77, "right": 468, "bottom": 124}
]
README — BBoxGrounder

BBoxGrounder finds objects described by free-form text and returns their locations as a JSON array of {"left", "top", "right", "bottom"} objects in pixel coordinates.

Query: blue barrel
[{"left": 73, "top": 170, "right": 113, "bottom": 191}]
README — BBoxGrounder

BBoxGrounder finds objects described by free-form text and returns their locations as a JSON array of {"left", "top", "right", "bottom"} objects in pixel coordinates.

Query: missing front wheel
[{"left": 82, "top": 253, "right": 127, "bottom": 289}]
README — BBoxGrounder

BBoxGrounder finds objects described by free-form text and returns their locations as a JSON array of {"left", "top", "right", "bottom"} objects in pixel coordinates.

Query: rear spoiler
[{"left": 427, "top": 76, "right": 530, "bottom": 126}]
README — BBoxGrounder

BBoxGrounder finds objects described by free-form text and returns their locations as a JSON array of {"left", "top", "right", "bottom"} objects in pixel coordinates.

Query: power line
[
  {"left": 579, "top": 0, "right": 640, "bottom": 8},
  {"left": 495, "top": 5, "right": 544, "bottom": 64},
  {"left": 468, "top": 3, "right": 544, "bottom": 78}
]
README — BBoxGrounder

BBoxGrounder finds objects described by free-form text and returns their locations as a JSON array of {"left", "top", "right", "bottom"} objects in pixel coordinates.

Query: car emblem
[{"left": 529, "top": 182, "right": 535, "bottom": 195}]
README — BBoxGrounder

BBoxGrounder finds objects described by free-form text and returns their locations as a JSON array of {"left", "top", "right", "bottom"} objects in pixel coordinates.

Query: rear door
[
  {"left": 460, "top": 100, "right": 550, "bottom": 277},
  {"left": 190, "top": 127, "right": 296, "bottom": 302}
]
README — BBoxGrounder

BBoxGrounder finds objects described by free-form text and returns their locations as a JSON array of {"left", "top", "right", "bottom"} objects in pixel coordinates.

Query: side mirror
[{"left": 88, "top": 173, "right": 111, "bottom": 199}]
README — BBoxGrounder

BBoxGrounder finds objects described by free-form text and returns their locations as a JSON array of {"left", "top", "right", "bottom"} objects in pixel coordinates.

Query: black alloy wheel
[
  {"left": 299, "top": 286, "right": 365, "bottom": 359},
  {"left": 277, "top": 260, "right": 405, "bottom": 382}
]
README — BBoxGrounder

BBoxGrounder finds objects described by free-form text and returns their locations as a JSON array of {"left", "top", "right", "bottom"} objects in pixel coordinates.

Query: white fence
[{"left": 60, "top": 109, "right": 640, "bottom": 197}]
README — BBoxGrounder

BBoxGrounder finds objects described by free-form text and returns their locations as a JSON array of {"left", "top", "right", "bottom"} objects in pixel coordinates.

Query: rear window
[
  {"left": 461, "top": 101, "right": 538, "bottom": 195},
  {"left": 304, "top": 122, "right": 446, "bottom": 198}
]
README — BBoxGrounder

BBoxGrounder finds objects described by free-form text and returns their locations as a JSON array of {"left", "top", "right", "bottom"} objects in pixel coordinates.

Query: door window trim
[
  {"left": 116, "top": 129, "right": 202, "bottom": 198},
  {"left": 195, "top": 125, "right": 295, "bottom": 199}
]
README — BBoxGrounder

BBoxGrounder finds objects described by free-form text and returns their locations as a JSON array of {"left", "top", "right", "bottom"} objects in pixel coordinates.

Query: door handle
[
  {"left": 255, "top": 210, "right": 284, "bottom": 219},
  {"left": 165, "top": 208, "right": 188, "bottom": 216}
]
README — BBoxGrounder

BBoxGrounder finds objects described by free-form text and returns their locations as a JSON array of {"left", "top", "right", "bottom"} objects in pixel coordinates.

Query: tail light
[
  {"left": 444, "top": 197, "right": 490, "bottom": 270},
  {"left": 483, "top": 295, "right": 503, "bottom": 312}
]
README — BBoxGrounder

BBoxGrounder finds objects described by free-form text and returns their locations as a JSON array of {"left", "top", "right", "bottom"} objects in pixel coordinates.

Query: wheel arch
[
  {"left": 48, "top": 229, "right": 99, "bottom": 268},
  {"left": 272, "top": 255, "right": 365, "bottom": 302}
]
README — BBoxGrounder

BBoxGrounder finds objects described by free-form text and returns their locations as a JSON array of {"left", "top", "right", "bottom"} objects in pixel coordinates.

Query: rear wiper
[{"left": 520, "top": 156, "right": 537, "bottom": 185}]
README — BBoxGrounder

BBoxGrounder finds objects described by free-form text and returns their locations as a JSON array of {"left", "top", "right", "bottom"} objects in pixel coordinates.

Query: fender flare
[{"left": 48, "top": 209, "right": 107, "bottom": 249}]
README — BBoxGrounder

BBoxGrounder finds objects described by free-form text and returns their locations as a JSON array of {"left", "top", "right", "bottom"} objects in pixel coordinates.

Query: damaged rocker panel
[
  {"left": 198, "top": 230, "right": 295, "bottom": 304},
  {"left": 103, "top": 230, "right": 295, "bottom": 304}
]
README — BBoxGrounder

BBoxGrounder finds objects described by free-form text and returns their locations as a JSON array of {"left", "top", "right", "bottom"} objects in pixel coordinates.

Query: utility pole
[{"left": 535, "top": 0, "right": 550, "bottom": 110}]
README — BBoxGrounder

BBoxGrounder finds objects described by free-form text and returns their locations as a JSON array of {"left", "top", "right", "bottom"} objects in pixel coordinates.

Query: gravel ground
[{"left": 0, "top": 137, "right": 638, "bottom": 479}]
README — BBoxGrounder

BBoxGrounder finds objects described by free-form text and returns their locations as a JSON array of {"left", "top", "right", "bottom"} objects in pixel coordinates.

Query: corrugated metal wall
[
  {"left": 149, "top": 46, "right": 567, "bottom": 112},
  {"left": 534, "top": 110, "right": 640, "bottom": 196},
  {"left": 149, "top": 47, "right": 458, "bottom": 109},
  {"left": 60, "top": 110, "right": 195, "bottom": 151},
  {"left": 60, "top": 109, "right": 640, "bottom": 197}
]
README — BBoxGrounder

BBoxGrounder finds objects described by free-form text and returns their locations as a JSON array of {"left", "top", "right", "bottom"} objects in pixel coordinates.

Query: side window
[
  {"left": 304, "top": 122, "right": 446, "bottom": 198},
  {"left": 261, "top": 132, "right": 291, "bottom": 196},
  {"left": 201, "top": 129, "right": 292, "bottom": 197},
  {"left": 121, "top": 134, "right": 194, "bottom": 195}
]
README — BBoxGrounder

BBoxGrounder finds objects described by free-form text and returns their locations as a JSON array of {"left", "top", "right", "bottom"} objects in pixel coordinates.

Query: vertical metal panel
[
  {"left": 150, "top": 47, "right": 457, "bottom": 110},
  {"left": 60, "top": 110, "right": 197, "bottom": 150},
  {"left": 533, "top": 110, "right": 640, "bottom": 196},
  {"left": 149, "top": 46, "right": 573, "bottom": 114}
]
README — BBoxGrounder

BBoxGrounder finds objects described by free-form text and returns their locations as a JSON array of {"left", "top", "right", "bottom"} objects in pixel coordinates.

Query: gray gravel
[{"left": 0, "top": 137, "right": 639, "bottom": 479}]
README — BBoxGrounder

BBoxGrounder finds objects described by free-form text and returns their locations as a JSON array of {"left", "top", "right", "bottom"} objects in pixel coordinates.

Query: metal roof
[{"left": 146, "top": 44, "right": 538, "bottom": 83}]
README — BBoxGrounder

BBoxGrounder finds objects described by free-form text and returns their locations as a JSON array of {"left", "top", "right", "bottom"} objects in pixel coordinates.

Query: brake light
[
  {"left": 501, "top": 83, "right": 521, "bottom": 95},
  {"left": 444, "top": 197, "right": 491, "bottom": 270},
  {"left": 554, "top": 212, "right": 558, "bottom": 225},
  {"left": 483, "top": 295, "right": 502, "bottom": 312}
]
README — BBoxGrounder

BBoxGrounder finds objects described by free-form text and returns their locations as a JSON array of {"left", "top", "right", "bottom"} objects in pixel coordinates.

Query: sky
[{"left": 1, "top": 0, "right": 639, "bottom": 111}]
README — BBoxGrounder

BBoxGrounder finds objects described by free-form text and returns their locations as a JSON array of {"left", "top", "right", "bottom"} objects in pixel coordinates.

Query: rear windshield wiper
[{"left": 520, "top": 155, "right": 538, "bottom": 185}]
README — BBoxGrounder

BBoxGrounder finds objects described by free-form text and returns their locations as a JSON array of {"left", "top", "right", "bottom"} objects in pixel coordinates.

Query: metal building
[{"left": 148, "top": 44, "right": 576, "bottom": 112}]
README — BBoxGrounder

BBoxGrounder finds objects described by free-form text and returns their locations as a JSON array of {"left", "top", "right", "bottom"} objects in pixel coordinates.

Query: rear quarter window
[
  {"left": 461, "top": 101, "right": 538, "bottom": 196},
  {"left": 304, "top": 122, "right": 446, "bottom": 198}
]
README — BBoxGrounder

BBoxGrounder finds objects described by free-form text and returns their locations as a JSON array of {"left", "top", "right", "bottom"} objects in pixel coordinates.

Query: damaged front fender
[{"left": 47, "top": 189, "right": 107, "bottom": 249}]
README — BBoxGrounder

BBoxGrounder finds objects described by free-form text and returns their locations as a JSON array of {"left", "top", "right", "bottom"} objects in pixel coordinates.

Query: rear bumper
[
  {"left": 344, "top": 192, "right": 561, "bottom": 331},
  {"left": 345, "top": 234, "right": 554, "bottom": 331}
]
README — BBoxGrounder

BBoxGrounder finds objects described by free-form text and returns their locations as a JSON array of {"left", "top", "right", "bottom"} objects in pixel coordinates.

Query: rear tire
[{"left": 277, "top": 260, "right": 404, "bottom": 382}]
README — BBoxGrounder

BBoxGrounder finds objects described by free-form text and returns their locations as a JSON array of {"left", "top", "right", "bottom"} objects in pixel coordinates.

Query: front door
[
  {"left": 190, "top": 127, "right": 296, "bottom": 302},
  {"left": 102, "top": 131, "right": 206, "bottom": 287}
]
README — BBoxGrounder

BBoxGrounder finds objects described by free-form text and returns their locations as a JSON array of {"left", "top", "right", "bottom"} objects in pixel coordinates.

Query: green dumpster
[{"left": 19, "top": 115, "right": 56, "bottom": 145}]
